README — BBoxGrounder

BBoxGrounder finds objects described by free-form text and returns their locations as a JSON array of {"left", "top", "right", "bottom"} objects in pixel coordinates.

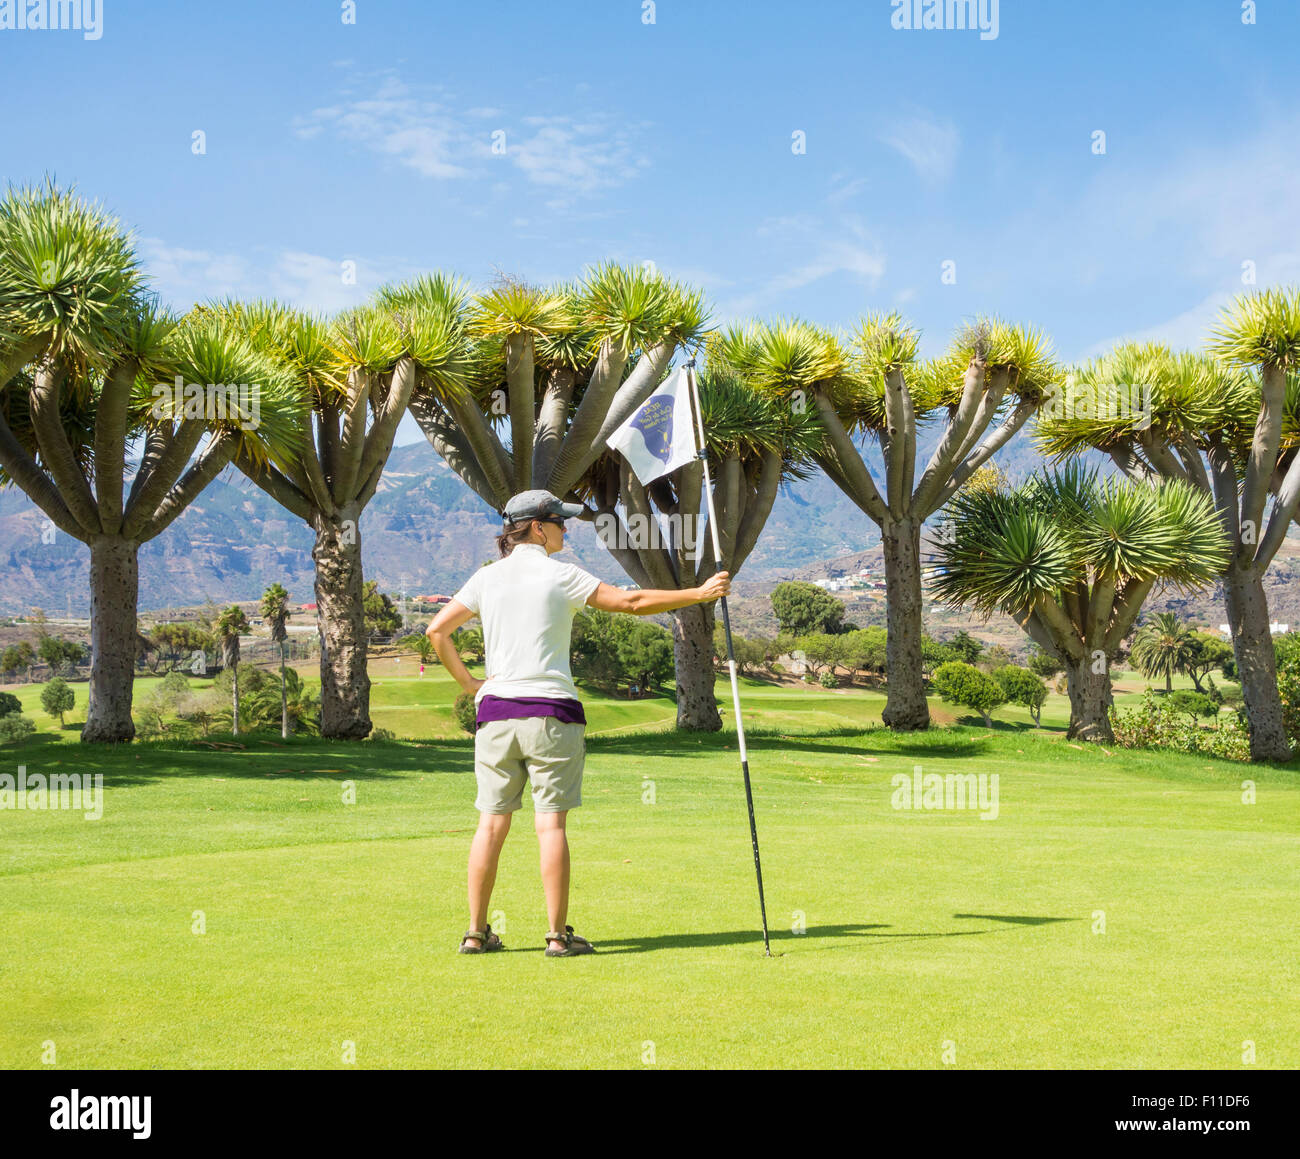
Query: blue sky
[{"left": 3, "top": 0, "right": 1297, "bottom": 446}]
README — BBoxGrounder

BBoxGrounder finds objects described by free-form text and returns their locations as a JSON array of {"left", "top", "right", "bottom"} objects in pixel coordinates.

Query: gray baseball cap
[{"left": 502, "top": 489, "right": 583, "bottom": 523}]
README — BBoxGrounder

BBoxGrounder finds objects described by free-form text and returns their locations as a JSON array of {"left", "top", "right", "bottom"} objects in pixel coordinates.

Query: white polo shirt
[{"left": 451, "top": 543, "right": 602, "bottom": 703}]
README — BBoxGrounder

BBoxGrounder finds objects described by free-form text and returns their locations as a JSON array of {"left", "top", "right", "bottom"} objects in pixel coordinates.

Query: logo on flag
[{"left": 605, "top": 366, "right": 698, "bottom": 485}]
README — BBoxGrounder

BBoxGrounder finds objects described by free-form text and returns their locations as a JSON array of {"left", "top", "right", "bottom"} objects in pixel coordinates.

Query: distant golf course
[{"left": 1, "top": 663, "right": 1296, "bottom": 1069}]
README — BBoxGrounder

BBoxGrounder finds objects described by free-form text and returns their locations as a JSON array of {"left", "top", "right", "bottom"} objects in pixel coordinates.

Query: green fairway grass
[
  {"left": 1, "top": 698, "right": 1296, "bottom": 1068},
  {"left": 0, "top": 660, "right": 1239, "bottom": 742}
]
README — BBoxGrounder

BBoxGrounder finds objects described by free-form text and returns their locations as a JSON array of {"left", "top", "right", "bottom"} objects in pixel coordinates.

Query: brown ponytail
[{"left": 496, "top": 519, "right": 537, "bottom": 558}]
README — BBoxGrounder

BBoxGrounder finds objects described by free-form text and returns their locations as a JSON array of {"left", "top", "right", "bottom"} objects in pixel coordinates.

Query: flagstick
[{"left": 685, "top": 359, "right": 772, "bottom": 957}]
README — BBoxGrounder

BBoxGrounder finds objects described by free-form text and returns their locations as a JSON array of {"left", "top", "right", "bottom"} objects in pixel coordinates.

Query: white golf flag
[{"left": 605, "top": 366, "right": 698, "bottom": 485}]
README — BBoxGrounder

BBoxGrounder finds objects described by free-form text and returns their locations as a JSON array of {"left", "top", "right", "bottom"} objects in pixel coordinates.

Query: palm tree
[
  {"left": 215, "top": 605, "right": 250, "bottom": 733},
  {"left": 0, "top": 182, "right": 304, "bottom": 742},
  {"left": 577, "top": 364, "right": 821, "bottom": 729},
  {"left": 930, "top": 466, "right": 1229, "bottom": 741},
  {"left": 1130, "top": 612, "right": 1193, "bottom": 693},
  {"left": 403, "top": 633, "right": 437, "bottom": 664},
  {"left": 221, "top": 283, "right": 468, "bottom": 739},
  {"left": 246, "top": 667, "right": 319, "bottom": 736},
  {"left": 716, "top": 316, "right": 1061, "bottom": 732},
  {"left": 260, "top": 583, "right": 291, "bottom": 740}
]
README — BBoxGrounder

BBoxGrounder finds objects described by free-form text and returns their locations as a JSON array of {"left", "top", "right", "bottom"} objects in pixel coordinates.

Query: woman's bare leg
[
  {"left": 466, "top": 811, "right": 512, "bottom": 946},
  {"left": 535, "top": 810, "right": 569, "bottom": 950}
]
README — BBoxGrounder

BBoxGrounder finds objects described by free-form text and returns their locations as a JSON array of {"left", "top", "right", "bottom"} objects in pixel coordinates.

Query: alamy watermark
[
  {"left": 0, "top": 0, "right": 103, "bottom": 40},
  {"left": 151, "top": 377, "right": 262, "bottom": 430},
  {"left": 594, "top": 511, "right": 702, "bottom": 559},
  {"left": 1042, "top": 376, "right": 1153, "bottom": 430},
  {"left": 892, "top": 764, "right": 999, "bottom": 820},
  {"left": 890, "top": 0, "right": 999, "bottom": 41},
  {"left": 50, "top": 1090, "right": 150, "bottom": 1139},
  {"left": 1, "top": 765, "right": 103, "bottom": 819}
]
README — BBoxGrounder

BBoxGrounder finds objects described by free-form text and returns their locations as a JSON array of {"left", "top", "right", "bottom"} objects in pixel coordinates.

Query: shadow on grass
[
  {"left": 0, "top": 734, "right": 476, "bottom": 788},
  {"left": 491, "top": 915, "right": 1079, "bottom": 954},
  {"left": 953, "top": 913, "right": 1075, "bottom": 926},
  {"left": 4, "top": 724, "right": 1052, "bottom": 787},
  {"left": 587, "top": 726, "right": 1010, "bottom": 762}
]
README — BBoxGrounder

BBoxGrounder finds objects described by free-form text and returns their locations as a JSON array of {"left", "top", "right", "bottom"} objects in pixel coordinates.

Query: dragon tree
[
  {"left": 0, "top": 183, "right": 301, "bottom": 742},
  {"left": 717, "top": 316, "right": 1060, "bottom": 731},
  {"left": 932, "top": 467, "right": 1229, "bottom": 740},
  {"left": 222, "top": 280, "right": 468, "bottom": 738},
  {"left": 578, "top": 364, "right": 820, "bottom": 729},
  {"left": 1036, "top": 306, "right": 1300, "bottom": 760},
  {"left": 408, "top": 265, "right": 707, "bottom": 510}
]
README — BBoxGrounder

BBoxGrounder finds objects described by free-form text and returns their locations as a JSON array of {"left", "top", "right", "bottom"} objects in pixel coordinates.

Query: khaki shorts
[{"left": 474, "top": 716, "right": 586, "bottom": 814}]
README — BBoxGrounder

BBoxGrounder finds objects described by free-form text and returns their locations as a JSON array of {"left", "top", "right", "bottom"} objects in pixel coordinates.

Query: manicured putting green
[{"left": 1, "top": 716, "right": 1294, "bottom": 1068}]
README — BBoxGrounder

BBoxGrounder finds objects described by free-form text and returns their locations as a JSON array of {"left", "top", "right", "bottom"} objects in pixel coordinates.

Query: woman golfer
[{"left": 427, "top": 489, "right": 730, "bottom": 957}]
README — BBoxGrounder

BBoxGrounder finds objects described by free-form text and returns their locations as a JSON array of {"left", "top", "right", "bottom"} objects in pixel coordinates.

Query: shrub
[
  {"left": 40, "top": 677, "right": 75, "bottom": 725},
  {"left": 0, "top": 714, "right": 36, "bottom": 743},
  {"left": 819, "top": 670, "right": 839, "bottom": 688},
  {"left": 1026, "top": 646, "right": 1064, "bottom": 680},
  {"left": 932, "top": 661, "right": 1005, "bottom": 726},
  {"left": 1110, "top": 690, "right": 1249, "bottom": 761},
  {"left": 993, "top": 665, "right": 1048, "bottom": 725},
  {"left": 176, "top": 687, "right": 224, "bottom": 736},
  {"left": 575, "top": 610, "right": 673, "bottom": 694},
  {"left": 367, "top": 727, "right": 396, "bottom": 742},
  {"left": 771, "top": 581, "right": 846, "bottom": 635},
  {"left": 454, "top": 692, "right": 477, "bottom": 735},
  {"left": 212, "top": 662, "right": 273, "bottom": 698},
  {"left": 1165, "top": 690, "right": 1220, "bottom": 721},
  {"left": 1276, "top": 635, "right": 1300, "bottom": 747},
  {"left": 793, "top": 633, "right": 840, "bottom": 679},
  {"left": 0, "top": 691, "right": 21, "bottom": 717}
]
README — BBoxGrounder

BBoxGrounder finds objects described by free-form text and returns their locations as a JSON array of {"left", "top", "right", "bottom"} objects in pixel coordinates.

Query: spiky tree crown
[
  {"left": 931, "top": 464, "right": 1230, "bottom": 618},
  {"left": 0, "top": 185, "right": 307, "bottom": 484},
  {"left": 1033, "top": 343, "right": 1266, "bottom": 465},
  {"left": 463, "top": 264, "right": 708, "bottom": 411},
  {"left": 713, "top": 315, "right": 1061, "bottom": 437}
]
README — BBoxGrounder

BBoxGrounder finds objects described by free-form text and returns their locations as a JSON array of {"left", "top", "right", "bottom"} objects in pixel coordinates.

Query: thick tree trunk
[
  {"left": 881, "top": 518, "right": 930, "bottom": 731},
  {"left": 312, "top": 509, "right": 372, "bottom": 739},
  {"left": 83, "top": 535, "right": 139, "bottom": 743},
  {"left": 1065, "top": 655, "right": 1114, "bottom": 742},
  {"left": 1224, "top": 565, "right": 1291, "bottom": 761},
  {"left": 672, "top": 604, "right": 721, "bottom": 731}
]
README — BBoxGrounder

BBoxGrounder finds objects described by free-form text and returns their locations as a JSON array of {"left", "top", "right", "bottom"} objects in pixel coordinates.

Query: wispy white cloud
[
  {"left": 139, "top": 239, "right": 416, "bottom": 314},
  {"left": 294, "top": 76, "right": 651, "bottom": 199},
  {"left": 879, "top": 113, "right": 960, "bottom": 183},
  {"left": 296, "top": 78, "right": 468, "bottom": 178},
  {"left": 137, "top": 240, "right": 253, "bottom": 305},
  {"left": 826, "top": 175, "right": 870, "bottom": 205},
  {"left": 715, "top": 215, "right": 886, "bottom": 321},
  {"left": 509, "top": 117, "right": 650, "bottom": 191},
  {"left": 765, "top": 242, "right": 886, "bottom": 296}
]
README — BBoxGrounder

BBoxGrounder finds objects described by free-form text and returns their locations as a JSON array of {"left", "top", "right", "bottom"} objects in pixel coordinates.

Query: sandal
[
  {"left": 458, "top": 924, "right": 505, "bottom": 954},
  {"left": 544, "top": 925, "right": 595, "bottom": 957}
]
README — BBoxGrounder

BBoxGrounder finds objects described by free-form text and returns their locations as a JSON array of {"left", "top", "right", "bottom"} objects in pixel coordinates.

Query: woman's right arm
[
  {"left": 427, "top": 600, "right": 484, "bottom": 694},
  {"left": 586, "top": 571, "right": 731, "bottom": 616}
]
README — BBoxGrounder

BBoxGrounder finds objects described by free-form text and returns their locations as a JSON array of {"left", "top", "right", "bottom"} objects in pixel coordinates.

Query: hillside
[{"left": 2, "top": 429, "right": 1297, "bottom": 650}]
